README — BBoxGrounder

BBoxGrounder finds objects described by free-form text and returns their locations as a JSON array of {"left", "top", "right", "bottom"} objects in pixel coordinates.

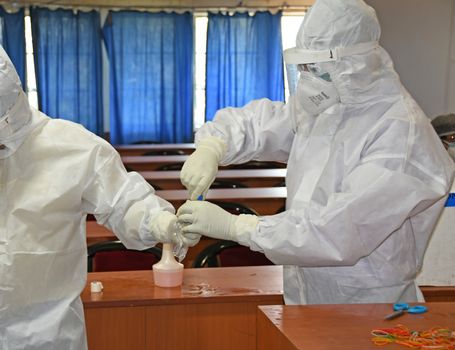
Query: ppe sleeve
[
  {"left": 250, "top": 159, "right": 449, "bottom": 267},
  {"left": 81, "top": 148, "right": 174, "bottom": 250},
  {"left": 196, "top": 98, "right": 294, "bottom": 165}
]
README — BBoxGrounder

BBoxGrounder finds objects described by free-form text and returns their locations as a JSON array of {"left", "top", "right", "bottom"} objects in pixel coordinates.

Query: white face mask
[
  {"left": 296, "top": 70, "right": 339, "bottom": 115},
  {"left": 442, "top": 140, "right": 455, "bottom": 162},
  {"left": 444, "top": 141, "right": 455, "bottom": 162},
  {"left": 448, "top": 147, "right": 455, "bottom": 162}
]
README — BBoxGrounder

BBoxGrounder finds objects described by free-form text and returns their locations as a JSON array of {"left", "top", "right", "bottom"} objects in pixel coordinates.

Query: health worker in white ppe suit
[
  {"left": 0, "top": 46, "right": 191, "bottom": 350},
  {"left": 177, "top": 0, "right": 455, "bottom": 305},
  {"left": 417, "top": 114, "right": 455, "bottom": 286}
]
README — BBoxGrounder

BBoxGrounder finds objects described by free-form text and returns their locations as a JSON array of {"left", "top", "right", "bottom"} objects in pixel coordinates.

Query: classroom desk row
[
  {"left": 141, "top": 168, "right": 287, "bottom": 189},
  {"left": 87, "top": 187, "right": 287, "bottom": 267},
  {"left": 87, "top": 187, "right": 286, "bottom": 220},
  {"left": 115, "top": 143, "right": 195, "bottom": 156},
  {"left": 156, "top": 187, "right": 286, "bottom": 215},
  {"left": 82, "top": 266, "right": 455, "bottom": 350},
  {"left": 122, "top": 155, "right": 287, "bottom": 171},
  {"left": 122, "top": 155, "right": 188, "bottom": 171}
]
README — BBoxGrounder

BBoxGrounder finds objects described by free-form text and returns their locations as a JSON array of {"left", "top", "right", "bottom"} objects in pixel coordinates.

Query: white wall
[{"left": 365, "top": 0, "right": 454, "bottom": 119}]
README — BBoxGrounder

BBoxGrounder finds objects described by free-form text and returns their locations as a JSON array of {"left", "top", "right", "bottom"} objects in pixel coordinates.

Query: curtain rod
[{"left": 1, "top": 1, "right": 309, "bottom": 13}]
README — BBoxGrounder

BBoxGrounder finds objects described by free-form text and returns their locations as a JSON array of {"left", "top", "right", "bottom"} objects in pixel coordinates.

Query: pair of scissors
[{"left": 384, "top": 303, "right": 428, "bottom": 320}]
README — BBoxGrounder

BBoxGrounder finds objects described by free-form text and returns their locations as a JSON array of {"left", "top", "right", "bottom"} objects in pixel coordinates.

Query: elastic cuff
[
  {"left": 197, "top": 136, "right": 227, "bottom": 163},
  {"left": 148, "top": 210, "right": 176, "bottom": 243},
  {"left": 234, "top": 214, "right": 259, "bottom": 247}
]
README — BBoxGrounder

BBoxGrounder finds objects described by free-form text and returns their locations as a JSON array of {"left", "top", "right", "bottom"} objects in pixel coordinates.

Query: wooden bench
[
  {"left": 122, "top": 155, "right": 286, "bottom": 171},
  {"left": 141, "top": 169, "right": 286, "bottom": 189}
]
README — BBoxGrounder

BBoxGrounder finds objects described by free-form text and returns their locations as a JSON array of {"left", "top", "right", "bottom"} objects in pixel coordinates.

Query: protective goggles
[{"left": 283, "top": 41, "right": 379, "bottom": 65}]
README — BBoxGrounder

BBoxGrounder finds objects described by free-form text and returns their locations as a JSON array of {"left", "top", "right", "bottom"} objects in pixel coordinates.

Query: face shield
[
  {"left": 284, "top": 41, "right": 379, "bottom": 116},
  {"left": 0, "top": 46, "right": 34, "bottom": 158},
  {"left": 0, "top": 90, "right": 20, "bottom": 118},
  {"left": 284, "top": 41, "right": 379, "bottom": 94},
  {"left": 0, "top": 77, "right": 21, "bottom": 140},
  {"left": 0, "top": 45, "right": 23, "bottom": 141},
  {"left": 284, "top": 41, "right": 378, "bottom": 65}
]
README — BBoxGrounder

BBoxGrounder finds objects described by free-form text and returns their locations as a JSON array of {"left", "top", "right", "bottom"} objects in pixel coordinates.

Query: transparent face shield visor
[
  {"left": 284, "top": 63, "right": 331, "bottom": 96},
  {"left": 283, "top": 41, "right": 379, "bottom": 95}
]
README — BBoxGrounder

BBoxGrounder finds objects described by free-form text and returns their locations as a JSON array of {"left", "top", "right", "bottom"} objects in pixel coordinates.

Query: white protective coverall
[
  {"left": 194, "top": 0, "right": 455, "bottom": 304},
  {"left": 417, "top": 181, "right": 455, "bottom": 286},
  {"left": 0, "top": 47, "right": 178, "bottom": 349}
]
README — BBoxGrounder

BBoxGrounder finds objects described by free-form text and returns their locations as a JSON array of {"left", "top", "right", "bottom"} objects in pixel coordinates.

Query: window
[
  {"left": 193, "top": 14, "right": 208, "bottom": 130},
  {"left": 24, "top": 14, "right": 38, "bottom": 109},
  {"left": 192, "top": 13, "right": 304, "bottom": 130},
  {"left": 24, "top": 12, "right": 304, "bottom": 133}
]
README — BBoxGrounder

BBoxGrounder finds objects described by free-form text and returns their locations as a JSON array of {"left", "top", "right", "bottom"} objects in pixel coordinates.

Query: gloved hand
[
  {"left": 149, "top": 210, "right": 201, "bottom": 262},
  {"left": 176, "top": 200, "right": 259, "bottom": 246},
  {"left": 149, "top": 211, "right": 200, "bottom": 247},
  {"left": 180, "top": 136, "right": 227, "bottom": 200}
]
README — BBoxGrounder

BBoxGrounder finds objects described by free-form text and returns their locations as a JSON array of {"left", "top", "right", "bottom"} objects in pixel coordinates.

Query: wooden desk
[
  {"left": 115, "top": 143, "right": 195, "bottom": 156},
  {"left": 82, "top": 266, "right": 284, "bottom": 350},
  {"left": 420, "top": 286, "right": 455, "bottom": 302},
  {"left": 257, "top": 303, "right": 455, "bottom": 350},
  {"left": 141, "top": 169, "right": 286, "bottom": 189},
  {"left": 157, "top": 187, "right": 287, "bottom": 215}
]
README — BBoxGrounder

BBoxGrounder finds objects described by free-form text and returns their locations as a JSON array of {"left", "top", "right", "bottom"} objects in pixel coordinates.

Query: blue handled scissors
[{"left": 384, "top": 303, "right": 428, "bottom": 320}]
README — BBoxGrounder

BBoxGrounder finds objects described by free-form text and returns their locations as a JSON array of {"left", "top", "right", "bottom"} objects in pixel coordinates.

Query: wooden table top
[
  {"left": 258, "top": 303, "right": 455, "bottom": 350},
  {"left": 82, "top": 265, "right": 284, "bottom": 308},
  {"left": 140, "top": 168, "right": 287, "bottom": 180},
  {"left": 156, "top": 187, "right": 287, "bottom": 200}
]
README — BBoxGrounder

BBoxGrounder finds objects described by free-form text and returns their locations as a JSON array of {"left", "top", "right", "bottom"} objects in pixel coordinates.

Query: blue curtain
[
  {"left": 206, "top": 11, "right": 284, "bottom": 121},
  {"left": 31, "top": 7, "right": 103, "bottom": 135},
  {"left": 103, "top": 11, "right": 193, "bottom": 145},
  {"left": 0, "top": 7, "right": 25, "bottom": 86}
]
